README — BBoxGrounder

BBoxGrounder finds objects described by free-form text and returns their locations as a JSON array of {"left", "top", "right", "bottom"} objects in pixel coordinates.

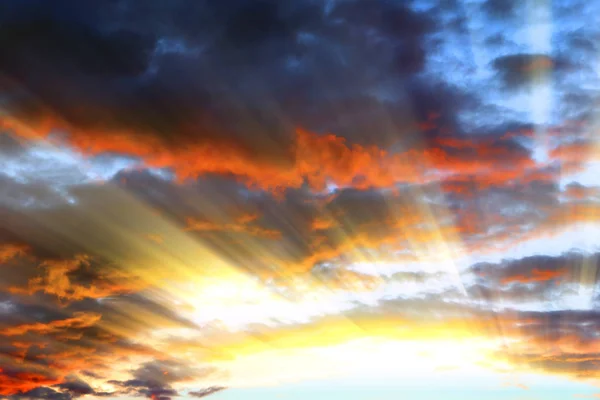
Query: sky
[{"left": 1, "top": 0, "right": 600, "bottom": 399}]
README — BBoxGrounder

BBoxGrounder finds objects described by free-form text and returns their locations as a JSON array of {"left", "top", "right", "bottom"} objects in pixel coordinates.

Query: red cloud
[{"left": 0, "top": 371, "right": 63, "bottom": 396}]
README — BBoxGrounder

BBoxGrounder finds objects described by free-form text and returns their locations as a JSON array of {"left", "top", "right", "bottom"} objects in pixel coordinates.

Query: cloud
[
  {"left": 0, "top": 311, "right": 100, "bottom": 336},
  {"left": 6, "top": 123, "right": 537, "bottom": 196},
  {"left": 54, "top": 377, "right": 95, "bottom": 396},
  {"left": 0, "top": 0, "right": 437, "bottom": 168},
  {"left": 188, "top": 387, "right": 227, "bottom": 398},
  {"left": 310, "top": 215, "right": 337, "bottom": 231},
  {"left": 0, "top": 16, "right": 154, "bottom": 79},
  {"left": 2, "top": 0, "right": 600, "bottom": 396},
  {"left": 0, "top": 243, "right": 29, "bottom": 264},
  {"left": 492, "top": 54, "right": 571, "bottom": 90},
  {"left": 0, "top": 372, "right": 63, "bottom": 397},
  {"left": 109, "top": 359, "right": 219, "bottom": 400},
  {"left": 563, "top": 183, "right": 600, "bottom": 200},
  {"left": 185, "top": 213, "right": 282, "bottom": 240},
  {"left": 482, "top": 0, "right": 517, "bottom": 18},
  {"left": 551, "top": 141, "right": 600, "bottom": 164},
  {"left": 6, "top": 387, "right": 71, "bottom": 400},
  {"left": 488, "top": 309, "right": 600, "bottom": 379},
  {"left": 5, "top": 374, "right": 116, "bottom": 400},
  {"left": 8, "top": 254, "right": 143, "bottom": 304},
  {"left": 499, "top": 268, "right": 566, "bottom": 285},
  {"left": 470, "top": 252, "right": 595, "bottom": 288},
  {"left": 0, "top": 291, "right": 174, "bottom": 397},
  {"left": 328, "top": 0, "right": 434, "bottom": 75}
]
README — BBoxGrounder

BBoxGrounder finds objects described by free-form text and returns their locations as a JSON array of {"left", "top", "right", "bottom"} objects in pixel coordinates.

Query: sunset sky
[{"left": 2, "top": 0, "right": 600, "bottom": 399}]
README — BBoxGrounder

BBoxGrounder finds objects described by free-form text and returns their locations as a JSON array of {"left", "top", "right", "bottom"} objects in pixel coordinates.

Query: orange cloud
[
  {"left": 185, "top": 214, "right": 281, "bottom": 240},
  {"left": 0, "top": 371, "right": 63, "bottom": 396},
  {"left": 551, "top": 142, "right": 600, "bottom": 163},
  {"left": 310, "top": 216, "right": 337, "bottom": 231},
  {"left": 9, "top": 254, "right": 143, "bottom": 303},
  {"left": 0, "top": 243, "right": 29, "bottom": 264},
  {"left": 0, "top": 327, "right": 166, "bottom": 396},
  {"left": 4, "top": 116, "right": 539, "bottom": 195},
  {"left": 235, "top": 212, "right": 259, "bottom": 225},
  {"left": 501, "top": 268, "right": 566, "bottom": 285},
  {"left": 521, "top": 56, "right": 554, "bottom": 72},
  {"left": 0, "top": 311, "right": 101, "bottom": 337},
  {"left": 547, "top": 203, "right": 600, "bottom": 226}
]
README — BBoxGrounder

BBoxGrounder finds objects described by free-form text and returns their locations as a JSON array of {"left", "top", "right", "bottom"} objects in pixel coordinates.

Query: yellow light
[{"left": 210, "top": 337, "right": 501, "bottom": 388}]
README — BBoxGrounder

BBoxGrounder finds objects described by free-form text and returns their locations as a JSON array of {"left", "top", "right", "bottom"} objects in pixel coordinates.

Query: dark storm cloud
[
  {"left": 328, "top": 0, "right": 434, "bottom": 74},
  {"left": 1, "top": 0, "right": 522, "bottom": 201},
  {"left": 0, "top": 2, "right": 156, "bottom": 131},
  {"left": 0, "top": 18, "right": 153, "bottom": 78},
  {"left": 492, "top": 53, "right": 572, "bottom": 90},
  {"left": 401, "top": 78, "right": 478, "bottom": 144},
  {"left": 0, "top": 0, "right": 441, "bottom": 161}
]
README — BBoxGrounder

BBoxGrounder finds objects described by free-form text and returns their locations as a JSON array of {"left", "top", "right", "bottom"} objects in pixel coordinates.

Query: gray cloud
[
  {"left": 492, "top": 53, "right": 572, "bottom": 90},
  {"left": 109, "top": 359, "right": 219, "bottom": 400}
]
